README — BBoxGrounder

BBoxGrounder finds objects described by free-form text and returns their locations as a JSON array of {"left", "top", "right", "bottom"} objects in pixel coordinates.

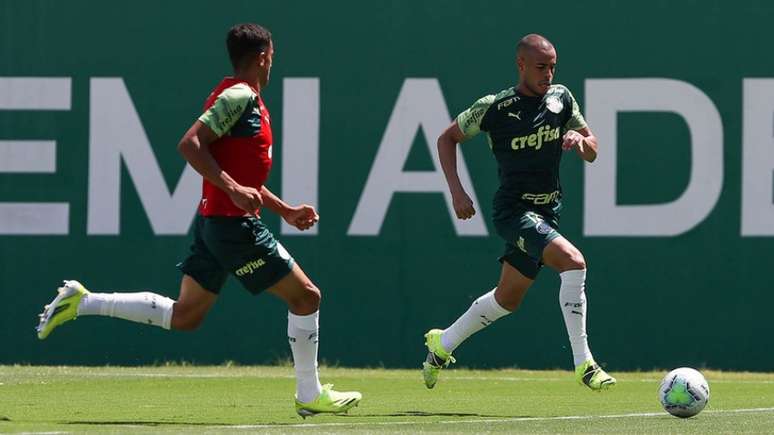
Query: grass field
[{"left": 2, "top": 365, "right": 774, "bottom": 433}]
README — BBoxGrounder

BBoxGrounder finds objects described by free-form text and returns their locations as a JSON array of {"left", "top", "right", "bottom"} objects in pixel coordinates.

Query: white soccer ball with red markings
[{"left": 659, "top": 367, "right": 710, "bottom": 418}]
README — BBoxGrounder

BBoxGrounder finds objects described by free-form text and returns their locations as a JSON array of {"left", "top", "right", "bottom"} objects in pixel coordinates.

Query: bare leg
[
  {"left": 494, "top": 260, "right": 535, "bottom": 311},
  {"left": 170, "top": 275, "right": 218, "bottom": 331},
  {"left": 542, "top": 236, "right": 586, "bottom": 272},
  {"left": 267, "top": 264, "right": 321, "bottom": 315}
]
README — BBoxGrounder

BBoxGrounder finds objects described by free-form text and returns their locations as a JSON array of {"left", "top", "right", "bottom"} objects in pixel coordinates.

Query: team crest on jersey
[
  {"left": 536, "top": 221, "right": 553, "bottom": 235},
  {"left": 545, "top": 96, "right": 563, "bottom": 114}
]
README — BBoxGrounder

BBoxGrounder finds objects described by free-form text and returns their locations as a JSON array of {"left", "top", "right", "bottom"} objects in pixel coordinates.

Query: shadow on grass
[
  {"left": 62, "top": 410, "right": 523, "bottom": 426},
  {"left": 64, "top": 421, "right": 228, "bottom": 426},
  {"left": 336, "top": 410, "right": 522, "bottom": 418}
]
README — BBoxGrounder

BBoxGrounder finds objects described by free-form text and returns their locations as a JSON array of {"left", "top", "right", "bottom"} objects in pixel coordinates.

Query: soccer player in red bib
[{"left": 36, "top": 23, "right": 362, "bottom": 417}]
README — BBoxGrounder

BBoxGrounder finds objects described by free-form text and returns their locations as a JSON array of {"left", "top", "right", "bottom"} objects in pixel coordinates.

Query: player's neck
[
  {"left": 516, "top": 82, "right": 537, "bottom": 97},
  {"left": 234, "top": 71, "right": 262, "bottom": 92}
]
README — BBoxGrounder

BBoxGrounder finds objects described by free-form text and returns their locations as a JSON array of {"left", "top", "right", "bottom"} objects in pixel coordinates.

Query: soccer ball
[{"left": 658, "top": 367, "right": 710, "bottom": 418}]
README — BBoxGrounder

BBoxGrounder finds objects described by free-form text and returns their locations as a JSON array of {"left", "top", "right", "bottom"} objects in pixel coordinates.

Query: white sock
[
  {"left": 559, "top": 269, "right": 594, "bottom": 366},
  {"left": 288, "top": 311, "right": 323, "bottom": 403},
  {"left": 77, "top": 292, "right": 174, "bottom": 330},
  {"left": 441, "top": 288, "right": 511, "bottom": 353}
]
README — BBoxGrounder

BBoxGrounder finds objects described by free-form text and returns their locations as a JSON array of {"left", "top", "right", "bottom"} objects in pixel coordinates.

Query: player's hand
[
  {"left": 562, "top": 130, "right": 585, "bottom": 152},
  {"left": 228, "top": 185, "right": 263, "bottom": 215},
  {"left": 452, "top": 190, "right": 476, "bottom": 220},
  {"left": 282, "top": 204, "right": 319, "bottom": 231}
]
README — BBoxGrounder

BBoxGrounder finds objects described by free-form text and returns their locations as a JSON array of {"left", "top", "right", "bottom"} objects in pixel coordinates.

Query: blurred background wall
[{"left": 1, "top": 0, "right": 771, "bottom": 370}]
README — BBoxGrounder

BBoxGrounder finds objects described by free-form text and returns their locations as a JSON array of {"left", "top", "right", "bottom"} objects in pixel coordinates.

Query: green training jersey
[{"left": 456, "top": 84, "right": 587, "bottom": 218}]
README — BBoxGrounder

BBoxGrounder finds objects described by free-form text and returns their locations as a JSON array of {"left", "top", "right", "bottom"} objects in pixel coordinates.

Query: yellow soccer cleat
[
  {"left": 36, "top": 280, "right": 89, "bottom": 340},
  {"left": 576, "top": 359, "right": 616, "bottom": 391},
  {"left": 294, "top": 384, "right": 362, "bottom": 418},
  {"left": 422, "top": 329, "right": 456, "bottom": 389}
]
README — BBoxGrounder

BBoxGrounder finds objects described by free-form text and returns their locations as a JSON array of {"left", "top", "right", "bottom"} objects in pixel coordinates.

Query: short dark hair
[
  {"left": 226, "top": 23, "right": 272, "bottom": 70},
  {"left": 516, "top": 33, "right": 554, "bottom": 57}
]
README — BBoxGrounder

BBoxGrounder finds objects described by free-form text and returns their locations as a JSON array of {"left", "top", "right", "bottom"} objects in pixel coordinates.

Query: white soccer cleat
[{"left": 36, "top": 280, "right": 89, "bottom": 340}]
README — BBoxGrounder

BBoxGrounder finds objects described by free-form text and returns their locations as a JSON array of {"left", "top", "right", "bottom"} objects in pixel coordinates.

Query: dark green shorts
[
  {"left": 177, "top": 215, "right": 295, "bottom": 295},
  {"left": 493, "top": 209, "right": 561, "bottom": 279}
]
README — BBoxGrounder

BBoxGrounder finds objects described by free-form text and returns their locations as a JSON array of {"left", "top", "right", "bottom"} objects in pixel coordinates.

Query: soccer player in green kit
[{"left": 422, "top": 34, "right": 616, "bottom": 391}]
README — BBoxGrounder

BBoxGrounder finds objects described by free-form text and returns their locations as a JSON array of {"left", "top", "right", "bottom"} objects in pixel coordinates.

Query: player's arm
[
  {"left": 179, "top": 84, "right": 265, "bottom": 214},
  {"left": 259, "top": 186, "right": 319, "bottom": 231},
  {"left": 439, "top": 94, "right": 493, "bottom": 220},
  {"left": 562, "top": 87, "right": 597, "bottom": 163},
  {"left": 562, "top": 127, "right": 598, "bottom": 162},
  {"left": 438, "top": 122, "right": 476, "bottom": 220},
  {"left": 177, "top": 120, "right": 263, "bottom": 214}
]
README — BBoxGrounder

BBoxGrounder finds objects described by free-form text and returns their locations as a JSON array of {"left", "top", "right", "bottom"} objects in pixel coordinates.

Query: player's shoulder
[
  {"left": 467, "top": 87, "right": 516, "bottom": 116},
  {"left": 481, "top": 87, "right": 517, "bottom": 106},
  {"left": 493, "top": 86, "right": 517, "bottom": 101},
  {"left": 547, "top": 84, "right": 577, "bottom": 100},
  {"left": 217, "top": 82, "right": 256, "bottom": 103}
]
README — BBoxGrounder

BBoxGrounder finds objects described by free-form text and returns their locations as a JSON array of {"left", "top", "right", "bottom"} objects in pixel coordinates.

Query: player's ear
[{"left": 516, "top": 56, "right": 525, "bottom": 73}]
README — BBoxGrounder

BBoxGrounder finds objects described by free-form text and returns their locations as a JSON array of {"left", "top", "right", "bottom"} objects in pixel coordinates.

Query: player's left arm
[
  {"left": 562, "top": 127, "right": 598, "bottom": 163},
  {"left": 259, "top": 186, "right": 319, "bottom": 231}
]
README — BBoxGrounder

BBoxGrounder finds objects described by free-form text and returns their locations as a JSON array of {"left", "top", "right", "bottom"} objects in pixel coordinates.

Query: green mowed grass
[{"left": 1, "top": 365, "right": 773, "bottom": 433}]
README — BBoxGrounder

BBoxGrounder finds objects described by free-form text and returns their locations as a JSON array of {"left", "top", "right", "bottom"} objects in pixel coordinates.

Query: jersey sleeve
[
  {"left": 198, "top": 84, "right": 254, "bottom": 137},
  {"left": 563, "top": 88, "right": 588, "bottom": 131},
  {"left": 455, "top": 94, "right": 496, "bottom": 140}
]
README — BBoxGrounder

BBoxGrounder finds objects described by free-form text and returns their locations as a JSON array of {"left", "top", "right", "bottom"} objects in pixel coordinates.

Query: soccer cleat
[
  {"left": 575, "top": 359, "right": 616, "bottom": 391},
  {"left": 36, "top": 280, "right": 90, "bottom": 340},
  {"left": 422, "top": 329, "right": 456, "bottom": 389},
  {"left": 294, "top": 384, "right": 362, "bottom": 418}
]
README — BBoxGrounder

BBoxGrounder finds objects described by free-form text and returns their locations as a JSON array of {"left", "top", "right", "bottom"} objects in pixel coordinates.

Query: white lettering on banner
[
  {"left": 87, "top": 78, "right": 200, "bottom": 235},
  {"left": 348, "top": 79, "right": 487, "bottom": 236},
  {"left": 584, "top": 78, "right": 723, "bottom": 236},
  {"left": 0, "top": 141, "right": 57, "bottom": 173},
  {"left": 0, "top": 77, "right": 70, "bottom": 235},
  {"left": 281, "top": 78, "right": 319, "bottom": 236},
  {"left": 3, "top": 76, "right": 774, "bottom": 238},
  {"left": 742, "top": 79, "right": 774, "bottom": 235}
]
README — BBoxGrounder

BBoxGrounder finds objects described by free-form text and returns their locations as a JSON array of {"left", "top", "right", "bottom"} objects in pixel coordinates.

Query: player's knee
[
  {"left": 561, "top": 248, "right": 586, "bottom": 271},
  {"left": 287, "top": 281, "right": 321, "bottom": 314},
  {"left": 568, "top": 252, "right": 586, "bottom": 270},
  {"left": 301, "top": 282, "right": 321, "bottom": 310}
]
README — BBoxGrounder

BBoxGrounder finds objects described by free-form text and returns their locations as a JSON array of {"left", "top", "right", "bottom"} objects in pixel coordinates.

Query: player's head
[
  {"left": 516, "top": 34, "right": 556, "bottom": 96},
  {"left": 227, "top": 23, "right": 274, "bottom": 87}
]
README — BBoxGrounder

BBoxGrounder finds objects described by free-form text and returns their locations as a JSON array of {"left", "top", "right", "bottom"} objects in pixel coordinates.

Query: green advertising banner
[{"left": 1, "top": 0, "right": 772, "bottom": 371}]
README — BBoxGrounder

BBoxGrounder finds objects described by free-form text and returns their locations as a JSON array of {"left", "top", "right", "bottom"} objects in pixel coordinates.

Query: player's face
[
  {"left": 258, "top": 41, "right": 274, "bottom": 88},
  {"left": 518, "top": 47, "right": 556, "bottom": 96}
]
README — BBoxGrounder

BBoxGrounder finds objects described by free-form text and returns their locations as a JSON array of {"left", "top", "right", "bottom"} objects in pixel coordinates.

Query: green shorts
[
  {"left": 493, "top": 209, "right": 561, "bottom": 279},
  {"left": 177, "top": 214, "right": 295, "bottom": 295}
]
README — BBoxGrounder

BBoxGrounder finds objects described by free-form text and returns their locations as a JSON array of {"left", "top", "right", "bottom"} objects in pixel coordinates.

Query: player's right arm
[
  {"left": 177, "top": 121, "right": 263, "bottom": 214},
  {"left": 438, "top": 122, "right": 476, "bottom": 220},
  {"left": 177, "top": 84, "right": 263, "bottom": 214},
  {"left": 438, "top": 94, "right": 494, "bottom": 220}
]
